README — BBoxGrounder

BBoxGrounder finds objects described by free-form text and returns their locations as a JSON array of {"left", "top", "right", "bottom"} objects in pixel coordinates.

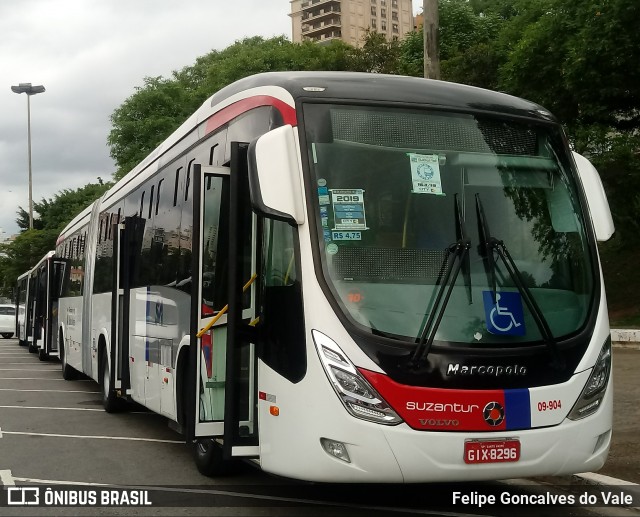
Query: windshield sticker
[
  {"left": 318, "top": 194, "right": 330, "bottom": 205},
  {"left": 482, "top": 291, "right": 526, "bottom": 336},
  {"left": 408, "top": 153, "right": 444, "bottom": 195},
  {"left": 332, "top": 231, "right": 362, "bottom": 241},
  {"left": 323, "top": 229, "right": 332, "bottom": 242},
  {"left": 320, "top": 205, "right": 329, "bottom": 227},
  {"left": 326, "top": 243, "right": 339, "bottom": 255},
  {"left": 330, "top": 189, "right": 368, "bottom": 230},
  {"left": 317, "top": 178, "right": 327, "bottom": 187}
]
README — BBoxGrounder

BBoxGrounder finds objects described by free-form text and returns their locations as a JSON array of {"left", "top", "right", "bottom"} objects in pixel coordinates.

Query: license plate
[{"left": 464, "top": 439, "right": 520, "bottom": 464}]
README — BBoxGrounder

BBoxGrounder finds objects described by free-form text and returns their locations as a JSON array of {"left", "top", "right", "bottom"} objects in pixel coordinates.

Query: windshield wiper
[
  {"left": 410, "top": 194, "right": 471, "bottom": 368},
  {"left": 475, "top": 193, "right": 564, "bottom": 368}
]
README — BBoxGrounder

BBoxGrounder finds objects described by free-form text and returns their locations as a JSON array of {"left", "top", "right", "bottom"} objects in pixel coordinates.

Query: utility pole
[{"left": 423, "top": 0, "right": 440, "bottom": 79}]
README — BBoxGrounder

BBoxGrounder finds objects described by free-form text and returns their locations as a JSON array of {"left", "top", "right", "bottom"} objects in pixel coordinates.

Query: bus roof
[{"left": 207, "top": 72, "right": 555, "bottom": 122}]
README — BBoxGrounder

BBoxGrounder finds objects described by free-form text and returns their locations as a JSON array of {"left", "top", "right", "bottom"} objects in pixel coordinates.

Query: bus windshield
[{"left": 303, "top": 103, "right": 595, "bottom": 346}]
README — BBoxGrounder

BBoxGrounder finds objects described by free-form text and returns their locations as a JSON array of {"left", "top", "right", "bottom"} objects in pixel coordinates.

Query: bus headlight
[
  {"left": 312, "top": 330, "right": 402, "bottom": 425},
  {"left": 568, "top": 337, "right": 611, "bottom": 420}
]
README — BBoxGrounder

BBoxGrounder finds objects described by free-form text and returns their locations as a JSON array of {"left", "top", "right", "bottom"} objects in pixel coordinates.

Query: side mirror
[
  {"left": 572, "top": 151, "right": 615, "bottom": 242},
  {"left": 248, "top": 125, "right": 305, "bottom": 225}
]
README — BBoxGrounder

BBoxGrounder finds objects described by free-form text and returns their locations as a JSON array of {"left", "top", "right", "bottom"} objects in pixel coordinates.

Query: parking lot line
[
  {"left": 0, "top": 470, "right": 15, "bottom": 486},
  {"left": 0, "top": 377, "right": 91, "bottom": 381},
  {"left": 1, "top": 430, "right": 183, "bottom": 444},
  {"left": 0, "top": 388, "right": 99, "bottom": 393},
  {"left": 0, "top": 405, "right": 103, "bottom": 412},
  {"left": 0, "top": 362, "right": 60, "bottom": 365},
  {"left": 0, "top": 363, "right": 60, "bottom": 372}
]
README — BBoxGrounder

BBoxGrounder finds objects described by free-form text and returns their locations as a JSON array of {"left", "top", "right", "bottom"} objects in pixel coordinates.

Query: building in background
[{"left": 290, "top": 0, "right": 414, "bottom": 47}]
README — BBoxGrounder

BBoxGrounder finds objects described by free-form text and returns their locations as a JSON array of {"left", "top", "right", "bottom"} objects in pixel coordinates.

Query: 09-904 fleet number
[{"left": 537, "top": 400, "right": 562, "bottom": 411}]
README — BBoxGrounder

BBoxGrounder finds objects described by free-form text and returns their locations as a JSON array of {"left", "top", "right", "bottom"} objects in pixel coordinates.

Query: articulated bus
[{"left": 56, "top": 72, "right": 614, "bottom": 482}]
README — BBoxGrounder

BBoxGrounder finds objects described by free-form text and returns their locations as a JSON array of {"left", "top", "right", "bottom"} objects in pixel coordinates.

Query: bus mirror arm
[
  {"left": 476, "top": 194, "right": 565, "bottom": 370},
  {"left": 247, "top": 125, "right": 305, "bottom": 226}
]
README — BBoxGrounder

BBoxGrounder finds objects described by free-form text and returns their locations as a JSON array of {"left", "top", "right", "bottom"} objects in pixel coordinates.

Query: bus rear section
[
  {"left": 28, "top": 251, "right": 63, "bottom": 361},
  {"left": 192, "top": 73, "right": 614, "bottom": 482},
  {"left": 15, "top": 271, "right": 31, "bottom": 346}
]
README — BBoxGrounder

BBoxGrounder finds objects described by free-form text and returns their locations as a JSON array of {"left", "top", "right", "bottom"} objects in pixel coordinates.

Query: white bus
[
  {"left": 56, "top": 72, "right": 614, "bottom": 482},
  {"left": 26, "top": 251, "right": 64, "bottom": 360}
]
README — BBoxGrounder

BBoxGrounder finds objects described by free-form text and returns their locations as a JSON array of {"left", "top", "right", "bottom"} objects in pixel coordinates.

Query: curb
[
  {"left": 572, "top": 472, "right": 640, "bottom": 509},
  {"left": 611, "top": 328, "right": 640, "bottom": 349}
]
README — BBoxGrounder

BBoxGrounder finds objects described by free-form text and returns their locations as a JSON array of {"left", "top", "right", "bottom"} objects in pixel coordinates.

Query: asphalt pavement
[{"left": 593, "top": 340, "right": 640, "bottom": 485}]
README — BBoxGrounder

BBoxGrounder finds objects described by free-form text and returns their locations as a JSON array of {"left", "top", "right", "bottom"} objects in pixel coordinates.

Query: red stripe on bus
[{"left": 205, "top": 95, "right": 297, "bottom": 135}]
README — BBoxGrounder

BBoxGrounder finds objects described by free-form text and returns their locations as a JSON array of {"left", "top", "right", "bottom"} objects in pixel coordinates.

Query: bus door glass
[
  {"left": 48, "top": 259, "right": 66, "bottom": 356},
  {"left": 193, "top": 159, "right": 257, "bottom": 445}
]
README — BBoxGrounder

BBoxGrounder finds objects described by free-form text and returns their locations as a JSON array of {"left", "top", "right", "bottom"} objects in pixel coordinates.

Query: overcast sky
[{"left": 0, "top": 0, "right": 304, "bottom": 237}]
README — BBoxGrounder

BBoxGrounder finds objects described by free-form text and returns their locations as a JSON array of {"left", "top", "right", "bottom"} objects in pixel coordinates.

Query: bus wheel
[
  {"left": 38, "top": 348, "right": 48, "bottom": 361},
  {"left": 193, "top": 439, "right": 234, "bottom": 477},
  {"left": 1, "top": 333, "right": 13, "bottom": 339},
  {"left": 101, "top": 350, "right": 120, "bottom": 413},
  {"left": 61, "top": 335, "right": 77, "bottom": 380},
  {"left": 28, "top": 341, "right": 37, "bottom": 353}
]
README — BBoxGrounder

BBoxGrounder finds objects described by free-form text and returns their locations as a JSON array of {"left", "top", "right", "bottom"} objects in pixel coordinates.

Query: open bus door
[
  {"left": 106, "top": 216, "right": 142, "bottom": 410},
  {"left": 189, "top": 144, "right": 260, "bottom": 474},
  {"left": 40, "top": 257, "right": 65, "bottom": 360},
  {"left": 47, "top": 259, "right": 66, "bottom": 359}
]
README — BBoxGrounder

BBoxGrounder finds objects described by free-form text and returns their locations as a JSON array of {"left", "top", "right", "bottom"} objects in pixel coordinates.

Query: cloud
[{"left": 0, "top": 0, "right": 291, "bottom": 236}]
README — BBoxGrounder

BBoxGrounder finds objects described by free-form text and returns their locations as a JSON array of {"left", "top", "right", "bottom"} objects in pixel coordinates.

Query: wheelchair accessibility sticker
[{"left": 482, "top": 291, "right": 526, "bottom": 336}]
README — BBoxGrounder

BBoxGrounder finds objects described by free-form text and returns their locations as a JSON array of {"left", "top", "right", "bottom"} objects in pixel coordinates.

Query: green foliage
[
  {"left": 108, "top": 77, "right": 197, "bottom": 178},
  {"left": 437, "top": 0, "right": 504, "bottom": 88},
  {"left": 0, "top": 229, "right": 58, "bottom": 296},
  {"left": 109, "top": 36, "right": 353, "bottom": 179},
  {"left": 398, "top": 30, "right": 424, "bottom": 77},
  {"left": 586, "top": 132, "right": 640, "bottom": 242},
  {"left": 497, "top": 0, "right": 640, "bottom": 130},
  {"left": 346, "top": 29, "right": 401, "bottom": 73}
]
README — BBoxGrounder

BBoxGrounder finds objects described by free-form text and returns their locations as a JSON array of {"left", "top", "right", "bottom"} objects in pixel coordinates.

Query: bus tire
[
  {"left": 1, "top": 333, "right": 13, "bottom": 339},
  {"left": 193, "top": 439, "right": 235, "bottom": 477},
  {"left": 38, "top": 348, "right": 48, "bottom": 361},
  {"left": 60, "top": 332, "right": 77, "bottom": 380},
  {"left": 28, "top": 341, "right": 37, "bottom": 353},
  {"left": 100, "top": 349, "right": 120, "bottom": 413}
]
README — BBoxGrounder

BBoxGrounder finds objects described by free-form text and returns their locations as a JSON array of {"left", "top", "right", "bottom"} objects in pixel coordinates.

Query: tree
[
  {"left": 108, "top": 77, "right": 197, "bottom": 178},
  {"left": 109, "top": 36, "right": 352, "bottom": 178},
  {"left": 398, "top": 30, "right": 424, "bottom": 78},
  {"left": 347, "top": 30, "right": 401, "bottom": 73},
  {"left": 437, "top": 0, "right": 504, "bottom": 88},
  {"left": 498, "top": 0, "right": 640, "bottom": 131}
]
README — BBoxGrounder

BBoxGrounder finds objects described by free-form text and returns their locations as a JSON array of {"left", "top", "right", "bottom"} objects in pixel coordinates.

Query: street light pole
[{"left": 11, "top": 82, "right": 46, "bottom": 231}]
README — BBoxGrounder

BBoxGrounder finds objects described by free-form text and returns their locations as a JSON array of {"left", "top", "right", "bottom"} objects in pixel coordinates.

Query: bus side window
[
  {"left": 258, "top": 220, "right": 305, "bottom": 383},
  {"left": 173, "top": 167, "right": 182, "bottom": 207},
  {"left": 148, "top": 186, "right": 155, "bottom": 219},
  {"left": 140, "top": 191, "right": 145, "bottom": 218},
  {"left": 185, "top": 159, "right": 195, "bottom": 201}
]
